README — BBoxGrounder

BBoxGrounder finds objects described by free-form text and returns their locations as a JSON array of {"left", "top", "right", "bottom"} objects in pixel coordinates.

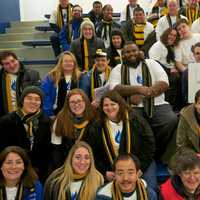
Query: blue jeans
[{"left": 142, "top": 161, "right": 157, "bottom": 191}]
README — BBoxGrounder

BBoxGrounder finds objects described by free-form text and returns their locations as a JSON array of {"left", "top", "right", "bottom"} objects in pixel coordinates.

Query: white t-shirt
[
  {"left": 51, "top": 120, "right": 62, "bottom": 145},
  {"left": 149, "top": 40, "right": 174, "bottom": 68},
  {"left": 108, "top": 120, "right": 123, "bottom": 150},
  {"left": 120, "top": 5, "right": 136, "bottom": 22},
  {"left": 175, "top": 33, "right": 200, "bottom": 65},
  {"left": 6, "top": 187, "right": 17, "bottom": 200},
  {"left": 142, "top": 22, "right": 155, "bottom": 41},
  {"left": 191, "top": 19, "right": 200, "bottom": 34},
  {"left": 70, "top": 180, "right": 83, "bottom": 200},
  {"left": 8, "top": 73, "right": 17, "bottom": 111},
  {"left": 99, "top": 72, "right": 106, "bottom": 86},
  {"left": 49, "top": 9, "right": 67, "bottom": 25},
  {"left": 108, "top": 59, "right": 169, "bottom": 106},
  {"left": 156, "top": 15, "right": 187, "bottom": 40},
  {"left": 97, "top": 180, "right": 147, "bottom": 200}
]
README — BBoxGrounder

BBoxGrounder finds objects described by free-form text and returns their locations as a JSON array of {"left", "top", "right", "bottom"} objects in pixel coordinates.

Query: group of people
[{"left": 0, "top": 0, "right": 200, "bottom": 199}]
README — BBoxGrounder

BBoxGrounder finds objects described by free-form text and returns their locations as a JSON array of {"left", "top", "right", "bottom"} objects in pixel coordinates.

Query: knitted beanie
[{"left": 20, "top": 86, "right": 44, "bottom": 105}]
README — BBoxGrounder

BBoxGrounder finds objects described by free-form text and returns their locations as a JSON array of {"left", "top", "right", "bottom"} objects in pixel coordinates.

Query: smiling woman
[
  {"left": 88, "top": 90, "right": 156, "bottom": 189},
  {"left": 49, "top": 88, "right": 98, "bottom": 171},
  {"left": 44, "top": 141, "right": 103, "bottom": 200},
  {"left": 160, "top": 149, "right": 200, "bottom": 200},
  {"left": 0, "top": 146, "right": 43, "bottom": 200}
]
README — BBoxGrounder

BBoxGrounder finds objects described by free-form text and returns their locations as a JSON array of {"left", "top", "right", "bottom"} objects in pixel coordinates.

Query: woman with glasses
[
  {"left": 49, "top": 88, "right": 96, "bottom": 171},
  {"left": 41, "top": 51, "right": 83, "bottom": 118},
  {"left": 160, "top": 149, "right": 200, "bottom": 199},
  {"left": 44, "top": 141, "right": 103, "bottom": 200}
]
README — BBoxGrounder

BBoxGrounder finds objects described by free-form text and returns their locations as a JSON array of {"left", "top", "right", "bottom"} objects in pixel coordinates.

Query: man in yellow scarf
[
  {"left": 96, "top": 154, "right": 157, "bottom": 200},
  {"left": 49, "top": 0, "right": 73, "bottom": 57},
  {"left": 0, "top": 51, "right": 40, "bottom": 117}
]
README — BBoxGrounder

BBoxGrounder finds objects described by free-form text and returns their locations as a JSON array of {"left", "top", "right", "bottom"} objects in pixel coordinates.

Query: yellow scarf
[
  {"left": 57, "top": 4, "right": 72, "bottom": 30},
  {"left": 102, "top": 111, "right": 131, "bottom": 165},
  {"left": 74, "top": 120, "right": 89, "bottom": 140},
  {"left": 91, "top": 64, "right": 111, "bottom": 100},
  {"left": 133, "top": 23, "right": 146, "bottom": 46},
  {"left": 186, "top": 6, "right": 199, "bottom": 26},
  {"left": 112, "top": 179, "right": 148, "bottom": 200},
  {"left": 5, "top": 73, "right": 13, "bottom": 112},
  {"left": 83, "top": 39, "right": 89, "bottom": 71}
]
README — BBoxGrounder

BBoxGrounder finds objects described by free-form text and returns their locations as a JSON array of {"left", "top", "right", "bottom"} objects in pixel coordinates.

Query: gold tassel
[
  {"left": 91, "top": 66, "right": 96, "bottom": 100},
  {"left": 5, "top": 74, "right": 13, "bottom": 112},
  {"left": 83, "top": 39, "right": 89, "bottom": 71},
  {"left": 125, "top": 111, "right": 131, "bottom": 153},
  {"left": 18, "top": 183, "right": 24, "bottom": 200}
]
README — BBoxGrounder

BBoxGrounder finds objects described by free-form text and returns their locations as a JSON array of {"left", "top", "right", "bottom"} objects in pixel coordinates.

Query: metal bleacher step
[
  {"left": 10, "top": 21, "right": 48, "bottom": 28},
  {"left": 0, "top": 32, "right": 52, "bottom": 41},
  {"left": 26, "top": 64, "right": 54, "bottom": 79},
  {"left": 1, "top": 47, "right": 54, "bottom": 60},
  {"left": 6, "top": 27, "right": 36, "bottom": 33},
  {"left": 0, "top": 41, "right": 25, "bottom": 49}
]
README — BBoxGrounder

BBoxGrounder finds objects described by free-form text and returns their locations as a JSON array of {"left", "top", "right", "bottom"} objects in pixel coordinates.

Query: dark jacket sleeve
[
  {"left": 49, "top": 23, "right": 60, "bottom": 33},
  {"left": 130, "top": 110, "right": 155, "bottom": 172}
]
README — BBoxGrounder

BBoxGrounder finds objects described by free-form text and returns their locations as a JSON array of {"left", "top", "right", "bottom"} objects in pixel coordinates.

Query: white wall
[{"left": 19, "top": 0, "right": 156, "bottom": 21}]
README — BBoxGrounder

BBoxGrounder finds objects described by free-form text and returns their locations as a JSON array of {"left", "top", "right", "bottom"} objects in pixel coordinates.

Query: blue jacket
[
  {"left": 59, "top": 18, "right": 83, "bottom": 51},
  {"left": 24, "top": 181, "right": 43, "bottom": 200},
  {"left": 79, "top": 70, "right": 92, "bottom": 99},
  {"left": 40, "top": 74, "right": 84, "bottom": 117}
]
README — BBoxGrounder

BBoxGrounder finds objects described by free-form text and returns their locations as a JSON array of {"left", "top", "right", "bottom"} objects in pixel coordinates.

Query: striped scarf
[
  {"left": 186, "top": 6, "right": 200, "bottom": 26},
  {"left": 102, "top": 111, "right": 131, "bottom": 166},
  {"left": 57, "top": 4, "right": 73, "bottom": 40},
  {"left": 166, "top": 14, "right": 180, "bottom": 27},
  {"left": 16, "top": 108, "right": 42, "bottom": 150},
  {"left": 133, "top": 23, "right": 146, "bottom": 47},
  {"left": 121, "top": 62, "right": 154, "bottom": 118},
  {"left": 90, "top": 65, "right": 111, "bottom": 100},
  {"left": 111, "top": 179, "right": 148, "bottom": 200},
  {"left": 81, "top": 39, "right": 89, "bottom": 71},
  {"left": 102, "top": 20, "right": 112, "bottom": 40},
  {"left": 57, "top": 4, "right": 72, "bottom": 29}
]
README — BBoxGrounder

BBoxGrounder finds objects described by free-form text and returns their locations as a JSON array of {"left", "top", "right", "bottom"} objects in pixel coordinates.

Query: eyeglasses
[{"left": 69, "top": 100, "right": 84, "bottom": 106}]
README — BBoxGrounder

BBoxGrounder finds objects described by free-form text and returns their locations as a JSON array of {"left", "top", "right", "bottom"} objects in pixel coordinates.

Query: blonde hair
[
  {"left": 49, "top": 141, "right": 104, "bottom": 200},
  {"left": 48, "top": 51, "right": 81, "bottom": 86}
]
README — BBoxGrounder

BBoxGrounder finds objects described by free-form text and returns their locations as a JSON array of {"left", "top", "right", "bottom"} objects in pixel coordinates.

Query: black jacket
[
  {"left": 0, "top": 64, "right": 41, "bottom": 117},
  {"left": 0, "top": 111, "right": 51, "bottom": 182},
  {"left": 87, "top": 110, "right": 155, "bottom": 175}
]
